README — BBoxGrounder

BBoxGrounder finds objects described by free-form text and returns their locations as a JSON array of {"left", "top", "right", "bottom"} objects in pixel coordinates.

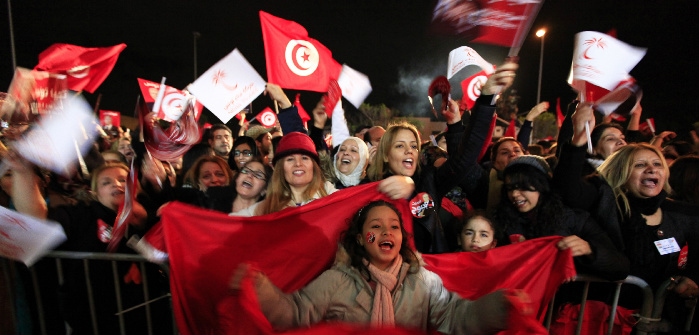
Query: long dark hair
[
  {"left": 494, "top": 164, "right": 565, "bottom": 240},
  {"left": 340, "top": 200, "right": 418, "bottom": 277}
]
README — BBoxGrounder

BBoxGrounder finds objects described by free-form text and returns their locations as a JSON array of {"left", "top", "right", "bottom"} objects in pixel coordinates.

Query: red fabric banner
[
  {"left": 260, "top": 11, "right": 342, "bottom": 92},
  {"left": 158, "top": 182, "right": 574, "bottom": 335},
  {"left": 34, "top": 43, "right": 126, "bottom": 93},
  {"left": 471, "top": 1, "right": 544, "bottom": 49}
]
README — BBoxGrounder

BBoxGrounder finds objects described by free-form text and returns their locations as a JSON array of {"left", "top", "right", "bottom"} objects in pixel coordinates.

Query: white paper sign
[
  {"left": 654, "top": 237, "right": 681, "bottom": 256},
  {"left": 337, "top": 64, "right": 372, "bottom": 108},
  {"left": 188, "top": 49, "right": 266, "bottom": 124},
  {"left": 569, "top": 31, "right": 646, "bottom": 91},
  {"left": 12, "top": 95, "right": 98, "bottom": 175},
  {"left": 0, "top": 206, "right": 66, "bottom": 266},
  {"left": 447, "top": 46, "right": 494, "bottom": 79}
]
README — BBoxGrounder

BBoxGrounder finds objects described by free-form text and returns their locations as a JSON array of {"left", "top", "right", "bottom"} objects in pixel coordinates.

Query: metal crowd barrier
[
  {"left": 545, "top": 274, "right": 696, "bottom": 335},
  {"left": 6, "top": 251, "right": 177, "bottom": 335}
]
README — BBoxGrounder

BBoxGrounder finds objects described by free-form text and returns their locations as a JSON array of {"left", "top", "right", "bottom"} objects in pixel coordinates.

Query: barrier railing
[{"left": 5, "top": 251, "right": 176, "bottom": 335}]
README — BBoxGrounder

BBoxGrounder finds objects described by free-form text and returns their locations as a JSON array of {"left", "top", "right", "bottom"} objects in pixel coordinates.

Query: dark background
[{"left": 1, "top": 0, "right": 697, "bottom": 137}]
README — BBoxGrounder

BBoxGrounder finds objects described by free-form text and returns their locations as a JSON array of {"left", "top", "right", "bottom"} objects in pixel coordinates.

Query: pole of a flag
[
  {"left": 6, "top": 0, "right": 17, "bottom": 70},
  {"left": 536, "top": 29, "right": 546, "bottom": 104}
]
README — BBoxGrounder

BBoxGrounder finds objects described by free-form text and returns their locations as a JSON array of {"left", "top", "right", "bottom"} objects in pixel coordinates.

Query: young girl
[
  {"left": 457, "top": 210, "right": 497, "bottom": 252},
  {"left": 231, "top": 200, "right": 518, "bottom": 334}
]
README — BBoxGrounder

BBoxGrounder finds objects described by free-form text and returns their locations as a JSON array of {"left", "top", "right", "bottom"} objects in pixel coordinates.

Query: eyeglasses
[
  {"left": 234, "top": 150, "right": 253, "bottom": 157},
  {"left": 240, "top": 167, "right": 266, "bottom": 181}
]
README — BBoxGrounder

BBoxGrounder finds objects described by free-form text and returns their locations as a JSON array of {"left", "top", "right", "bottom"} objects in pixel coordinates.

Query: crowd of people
[{"left": 1, "top": 59, "right": 699, "bottom": 334}]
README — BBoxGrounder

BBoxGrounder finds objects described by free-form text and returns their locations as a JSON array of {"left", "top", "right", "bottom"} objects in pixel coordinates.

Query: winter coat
[{"left": 255, "top": 247, "right": 510, "bottom": 334}]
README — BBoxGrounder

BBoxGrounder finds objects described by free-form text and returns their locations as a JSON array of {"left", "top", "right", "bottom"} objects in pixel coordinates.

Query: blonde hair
[
  {"left": 91, "top": 163, "right": 130, "bottom": 193},
  {"left": 367, "top": 122, "right": 421, "bottom": 181},
  {"left": 182, "top": 155, "right": 233, "bottom": 190},
  {"left": 597, "top": 143, "right": 671, "bottom": 216},
  {"left": 256, "top": 157, "right": 327, "bottom": 215}
]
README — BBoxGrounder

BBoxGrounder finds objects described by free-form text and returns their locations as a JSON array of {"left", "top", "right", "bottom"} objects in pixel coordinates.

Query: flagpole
[{"left": 6, "top": 0, "right": 17, "bottom": 69}]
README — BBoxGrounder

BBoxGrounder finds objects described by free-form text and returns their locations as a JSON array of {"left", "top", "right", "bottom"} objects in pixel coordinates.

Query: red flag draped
[
  {"left": 260, "top": 11, "right": 342, "bottom": 92},
  {"left": 34, "top": 43, "right": 126, "bottom": 93},
  {"left": 157, "top": 182, "right": 573, "bottom": 335}
]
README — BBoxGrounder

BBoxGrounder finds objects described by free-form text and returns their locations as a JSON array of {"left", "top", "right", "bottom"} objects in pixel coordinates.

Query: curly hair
[
  {"left": 494, "top": 163, "right": 565, "bottom": 241},
  {"left": 340, "top": 200, "right": 418, "bottom": 278}
]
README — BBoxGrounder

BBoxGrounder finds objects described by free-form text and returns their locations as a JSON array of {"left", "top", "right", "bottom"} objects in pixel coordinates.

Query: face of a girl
[
  {"left": 459, "top": 216, "right": 496, "bottom": 252},
  {"left": 357, "top": 205, "right": 403, "bottom": 270},
  {"left": 594, "top": 128, "right": 626, "bottom": 159},
  {"left": 385, "top": 129, "right": 418, "bottom": 177},
  {"left": 235, "top": 162, "right": 267, "bottom": 200},
  {"left": 198, "top": 162, "right": 228, "bottom": 191},
  {"left": 117, "top": 139, "right": 135, "bottom": 162},
  {"left": 505, "top": 179, "right": 540, "bottom": 213},
  {"left": 283, "top": 154, "right": 315, "bottom": 190},
  {"left": 96, "top": 167, "right": 128, "bottom": 211},
  {"left": 335, "top": 139, "right": 361, "bottom": 176},
  {"left": 234, "top": 143, "right": 253, "bottom": 169},
  {"left": 625, "top": 149, "right": 666, "bottom": 199}
]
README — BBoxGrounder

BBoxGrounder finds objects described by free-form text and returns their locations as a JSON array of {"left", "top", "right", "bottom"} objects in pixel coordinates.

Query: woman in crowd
[
  {"left": 332, "top": 136, "right": 370, "bottom": 189},
  {"left": 668, "top": 155, "right": 699, "bottom": 205},
  {"left": 181, "top": 155, "right": 234, "bottom": 192},
  {"left": 367, "top": 61, "right": 519, "bottom": 253},
  {"left": 553, "top": 103, "right": 699, "bottom": 329},
  {"left": 255, "top": 132, "right": 336, "bottom": 214},
  {"left": 229, "top": 135, "right": 260, "bottom": 172},
  {"left": 494, "top": 155, "right": 629, "bottom": 280},
  {"left": 231, "top": 200, "right": 521, "bottom": 334},
  {"left": 111, "top": 137, "right": 136, "bottom": 164}
]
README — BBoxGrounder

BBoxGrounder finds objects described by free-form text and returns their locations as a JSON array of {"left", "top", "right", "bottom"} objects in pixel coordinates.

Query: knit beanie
[
  {"left": 505, "top": 155, "right": 552, "bottom": 177},
  {"left": 273, "top": 132, "right": 319, "bottom": 165}
]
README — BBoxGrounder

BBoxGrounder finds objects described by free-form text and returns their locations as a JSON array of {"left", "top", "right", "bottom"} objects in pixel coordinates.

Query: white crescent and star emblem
[
  {"left": 67, "top": 65, "right": 90, "bottom": 79},
  {"left": 285, "top": 40, "right": 319, "bottom": 76},
  {"left": 467, "top": 75, "right": 487, "bottom": 102},
  {"left": 259, "top": 110, "right": 276, "bottom": 127}
]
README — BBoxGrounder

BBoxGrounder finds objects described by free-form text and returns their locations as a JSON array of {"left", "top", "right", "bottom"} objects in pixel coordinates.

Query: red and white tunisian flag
[
  {"left": 154, "top": 182, "right": 569, "bottom": 335},
  {"left": 460, "top": 67, "right": 494, "bottom": 111},
  {"left": 188, "top": 49, "right": 266, "bottom": 124},
  {"left": 255, "top": 107, "right": 277, "bottom": 128},
  {"left": 568, "top": 31, "right": 646, "bottom": 114},
  {"left": 260, "top": 11, "right": 342, "bottom": 92},
  {"left": 470, "top": 0, "right": 544, "bottom": 51},
  {"left": 137, "top": 78, "right": 204, "bottom": 122},
  {"left": 34, "top": 43, "right": 126, "bottom": 93}
]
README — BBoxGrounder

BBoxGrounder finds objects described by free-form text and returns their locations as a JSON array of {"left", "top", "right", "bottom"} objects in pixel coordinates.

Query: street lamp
[{"left": 536, "top": 29, "right": 546, "bottom": 104}]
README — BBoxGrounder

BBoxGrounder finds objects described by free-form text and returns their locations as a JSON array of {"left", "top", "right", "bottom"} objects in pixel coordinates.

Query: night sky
[{"left": 1, "top": 0, "right": 698, "bottom": 137}]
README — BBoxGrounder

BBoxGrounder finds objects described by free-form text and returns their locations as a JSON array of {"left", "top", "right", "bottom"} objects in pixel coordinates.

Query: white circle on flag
[
  {"left": 259, "top": 110, "right": 276, "bottom": 127},
  {"left": 467, "top": 75, "right": 488, "bottom": 102},
  {"left": 161, "top": 92, "right": 185, "bottom": 120},
  {"left": 285, "top": 40, "right": 319, "bottom": 77}
]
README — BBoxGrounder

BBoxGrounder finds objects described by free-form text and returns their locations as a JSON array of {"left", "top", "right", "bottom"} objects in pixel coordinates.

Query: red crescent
[{"left": 291, "top": 44, "right": 310, "bottom": 71}]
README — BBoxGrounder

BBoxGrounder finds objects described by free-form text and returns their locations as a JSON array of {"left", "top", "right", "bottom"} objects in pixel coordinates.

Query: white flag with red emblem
[
  {"left": 337, "top": 64, "right": 372, "bottom": 108},
  {"left": 568, "top": 31, "right": 646, "bottom": 108},
  {"left": 447, "top": 46, "right": 494, "bottom": 79},
  {"left": 0, "top": 206, "right": 66, "bottom": 266},
  {"left": 187, "top": 49, "right": 266, "bottom": 124},
  {"left": 255, "top": 107, "right": 278, "bottom": 128}
]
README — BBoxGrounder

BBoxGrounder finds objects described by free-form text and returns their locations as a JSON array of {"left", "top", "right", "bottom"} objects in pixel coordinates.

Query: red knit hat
[{"left": 273, "top": 132, "right": 319, "bottom": 165}]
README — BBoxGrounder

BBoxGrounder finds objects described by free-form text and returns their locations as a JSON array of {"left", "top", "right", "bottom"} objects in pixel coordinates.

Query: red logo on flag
[{"left": 260, "top": 11, "right": 342, "bottom": 92}]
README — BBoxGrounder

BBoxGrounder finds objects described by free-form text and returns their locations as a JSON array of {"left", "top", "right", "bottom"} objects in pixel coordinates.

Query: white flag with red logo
[
  {"left": 447, "top": 46, "right": 494, "bottom": 79},
  {"left": 337, "top": 64, "right": 372, "bottom": 108},
  {"left": 460, "top": 66, "right": 495, "bottom": 111},
  {"left": 568, "top": 31, "right": 646, "bottom": 106},
  {"left": 255, "top": 107, "right": 277, "bottom": 128},
  {"left": 12, "top": 95, "right": 99, "bottom": 175},
  {"left": 0, "top": 206, "right": 66, "bottom": 266},
  {"left": 187, "top": 49, "right": 266, "bottom": 124},
  {"left": 34, "top": 43, "right": 126, "bottom": 93}
]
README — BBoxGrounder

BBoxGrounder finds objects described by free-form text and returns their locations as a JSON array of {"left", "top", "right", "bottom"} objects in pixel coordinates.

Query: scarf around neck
[
  {"left": 363, "top": 255, "right": 403, "bottom": 326},
  {"left": 626, "top": 190, "right": 667, "bottom": 215}
]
